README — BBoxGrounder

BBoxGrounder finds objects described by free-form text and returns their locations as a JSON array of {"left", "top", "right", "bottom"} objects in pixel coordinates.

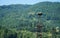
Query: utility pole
[{"left": 36, "top": 12, "right": 43, "bottom": 38}]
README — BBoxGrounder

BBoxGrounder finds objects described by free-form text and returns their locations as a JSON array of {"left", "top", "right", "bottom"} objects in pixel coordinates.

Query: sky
[{"left": 0, "top": 0, "right": 60, "bottom": 5}]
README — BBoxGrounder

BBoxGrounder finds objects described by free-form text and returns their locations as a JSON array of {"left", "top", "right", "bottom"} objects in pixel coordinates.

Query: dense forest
[{"left": 0, "top": 2, "right": 60, "bottom": 38}]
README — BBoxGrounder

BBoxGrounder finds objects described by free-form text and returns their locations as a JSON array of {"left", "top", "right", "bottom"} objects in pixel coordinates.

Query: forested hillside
[
  {"left": 0, "top": 2, "right": 60, "bottom": 29},
  {"left": 0, "top": 2, "right": 60, "bottom": 38}
]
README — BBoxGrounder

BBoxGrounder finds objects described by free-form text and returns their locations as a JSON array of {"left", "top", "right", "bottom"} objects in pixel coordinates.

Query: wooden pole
[{"left": 36, "top": 12, "right": 43, "bottom": 38}]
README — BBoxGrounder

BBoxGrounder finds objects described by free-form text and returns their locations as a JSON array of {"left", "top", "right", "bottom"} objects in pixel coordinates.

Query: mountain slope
[{"left": 0, "top": 2, "right": 60, "bottom": 30}]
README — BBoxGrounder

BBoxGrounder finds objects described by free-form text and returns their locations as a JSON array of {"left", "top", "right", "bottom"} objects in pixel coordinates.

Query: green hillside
[
  {"left": 0, "top": 2, "right": 60, "bottom": 29},
  {"left": 0, "top": 2, "right": 60, "bottom": 38}
]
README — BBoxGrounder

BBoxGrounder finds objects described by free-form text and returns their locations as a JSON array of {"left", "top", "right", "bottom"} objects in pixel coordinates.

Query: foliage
[{"left": 0, "top": 2, "right": 60, "bottom": 38}]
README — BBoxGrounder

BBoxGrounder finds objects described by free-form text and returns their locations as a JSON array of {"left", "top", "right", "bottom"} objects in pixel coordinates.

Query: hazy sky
[{"left": 0, "top": 0, "right": 60, "bottom": 5}]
